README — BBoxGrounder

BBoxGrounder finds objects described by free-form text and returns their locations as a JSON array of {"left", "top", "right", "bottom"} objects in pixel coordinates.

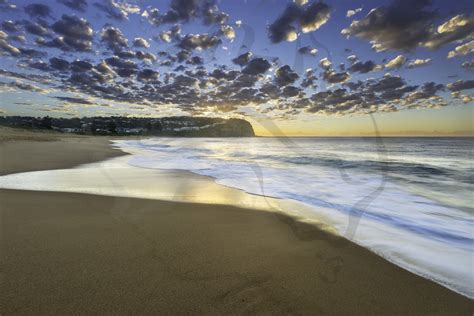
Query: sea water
[
  {"left": 0, "top": 137, "right": 472, "bottom": 297},
  {"left": 114, "top": 137, "right": 473, "bottom": 297}
]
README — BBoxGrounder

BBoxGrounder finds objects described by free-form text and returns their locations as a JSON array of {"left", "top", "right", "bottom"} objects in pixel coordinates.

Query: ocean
[
  {"left": 0, "top": 136, "right": 472, "bottom": 297},
  {"left": 116, "top": 137, "right": 473, "bottom": 297}
]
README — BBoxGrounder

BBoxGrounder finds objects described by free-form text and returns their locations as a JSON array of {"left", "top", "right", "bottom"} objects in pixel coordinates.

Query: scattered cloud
[
  {"left": 268, "top": 2, "right": 331, "bottom": 43},
  {"left": 385, "top": 55, "right": 406, "bottom": 69},
  {"left": 407, "top": 58, "right": 431, "bottom": 68},
  {"left": 57, "top": 0, "right": 87, "bottom": 12},
  {"left": 346, "top": 8, "right": 362, "bottom": 18},
  {"left": 447, "top": 40, "right": 474, "bottom": 58}
]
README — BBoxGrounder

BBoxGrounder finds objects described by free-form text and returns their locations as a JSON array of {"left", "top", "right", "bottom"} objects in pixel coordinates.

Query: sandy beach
[{"left": 0, "top": 128, "right": 471, "bottom": 314}]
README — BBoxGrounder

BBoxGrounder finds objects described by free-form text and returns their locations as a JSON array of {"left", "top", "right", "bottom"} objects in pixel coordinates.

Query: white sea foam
[{"left": 0, "top": 137, "right": 472, "bottom": 297}]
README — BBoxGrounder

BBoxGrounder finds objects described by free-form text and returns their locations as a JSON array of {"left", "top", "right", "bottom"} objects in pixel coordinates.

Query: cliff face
[{"left": 159, "top": 118, "right": 255, "bottom": 137}]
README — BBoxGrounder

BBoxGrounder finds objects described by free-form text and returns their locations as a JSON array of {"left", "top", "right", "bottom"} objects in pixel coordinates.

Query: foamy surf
[{"left": 0, "top": 137, "right": 472, "bottom": 297}]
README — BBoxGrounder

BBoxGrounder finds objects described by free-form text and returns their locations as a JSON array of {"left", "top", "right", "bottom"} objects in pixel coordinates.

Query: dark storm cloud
[
  {"left": 268, "top": 2, "right": 331, "bottom": 43},
  {"left": 242, "top": 58, "right": 271, "bottom": 75},
  {"left": 274, "top": 65, "right": 299, "bottom": 86},
  {"left": 100, "top": 26, "right": 128, "bottom": 51},
  {"left": 177, "top": 34, "right": 221, "bottom": 50},
  {"left": 342, "top": 0, "right": 474, "bottom": 52},
  {"left": 447, "top": 80, "right": 474, "bottom": 91},
  {"left": 57, "top": 0, "right": 88, "bottom": 12},
  {"left": 51, "top": 15, "right": 93, "bottom": 51},
  {"left": 24, "top": 3, "right": 52, "bottom": 18}
]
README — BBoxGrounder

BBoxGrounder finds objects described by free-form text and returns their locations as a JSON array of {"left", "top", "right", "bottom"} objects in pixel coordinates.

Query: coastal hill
[{"left": 0, "top": 116, "right": 255, "bottom": 137}]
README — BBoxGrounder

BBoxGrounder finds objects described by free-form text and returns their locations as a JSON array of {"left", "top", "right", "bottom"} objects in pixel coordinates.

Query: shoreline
[{"left": 0, "top": 129, "right": 471, "bottom": 314}]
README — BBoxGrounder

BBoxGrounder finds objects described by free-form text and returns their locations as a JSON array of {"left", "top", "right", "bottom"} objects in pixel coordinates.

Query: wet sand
[{"left": 0, "top": 128, "right": 471, "bottom": 314}]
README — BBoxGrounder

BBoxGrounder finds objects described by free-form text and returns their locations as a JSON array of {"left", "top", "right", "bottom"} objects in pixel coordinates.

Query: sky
[{"left": 0, "top": 0, "right": 472, "bottom": 136}]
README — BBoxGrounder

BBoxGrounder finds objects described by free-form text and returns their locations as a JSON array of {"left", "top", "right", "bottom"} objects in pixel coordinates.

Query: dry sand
[{"left": 0, "top": 128, "right": 471, "bottom": 314}]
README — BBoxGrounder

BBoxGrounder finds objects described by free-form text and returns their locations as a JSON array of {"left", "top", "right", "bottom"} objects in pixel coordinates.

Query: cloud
[
  {"left": 341, "top": 0, "right": 435, "bottom": 51},
  {"left": 0, "top": 80, "right": 47, "bottom": 93},
  {"left": 342, "top": 1, "right": 474, "bottom": 52},
  {"left": 346, "top": 8, "right": 362, "bottom": 18},
  {"left": 299, "top": 2, "right": 331, "bottom": 33},
  {"left": 242, "top": 57, "right": 271, "bottom": 75},
  {"left": 51, "top": 15, "right": 93, "bottom": 51},
  {"left": 322, "top": 69, "right": 350, "bottom": 84},
  {"left": 2, "top": 20, "right": 19, "bottom": 33},
  {"left": 0, "top": 39, "right": 20, "bottom": 56},
  {"left": 24, "top": 21, "right": 49, "bottom": 36},
  {"left": 0, "top": 0, "right": 16, "bottom": 11},
  {"left": 71, "top": 60, "right": 94, "bottom": 72},
  {"left": 447, "top": 80, "right": 474, "bottom": 91},
  {"left": 49, "top": 57, "right": 70, "bottom": 70},
  {"left": 274, "top": 65, "right": 299, "bottom": 86},
  {"left": 105, "top": 56, "right": 137, "bottom": 77},
  {"left": 348, "top": 60, "right": 378, "bottom": 73},
  {"left": 406, "top": 82, "right": 444, "bottom": 101},
  {"left": 137, "top": 69, "right": 159, "bottom": 82},
  {"left": 293, "top": 0, "right": 308, "bottom": 5},
  {"left": 219, "top": 25, "right": 235, "bottom": 40},
  {"left": 232, "top": 52, "right": 252, "bottom": 66},
  {"left": 407, "top": 58, "right": 431, "bottom": 68},
  {"left": 424, "top": 14, "right": 474, "bottom": 50},
  {"left": 94, "top": 0, "right": 141, "bottom": 21},
  {"left": 447, "top": 40, "right": 474, "bottom": 58},
  {"left": 157, "top": 24, "right": 181, "bottom": 43},
  {"left": 385, "top": 55, "right": 406, "bottom": 69},
  {"left": 144, "top": 0, "right": 228, "bottom": 26},
  {"left": 57, "top": 0, "right": 87, "bottom": 12},
  {"left": 268, "top": 2, "right": 331, "bottom": 43},
  {"left": 24, "top": 3, "right": 51, "bottom": 18},
  {"left": 319, "top": 57, "right": 332, "bottom": 69},
  {"left": 100, "top": 26, "right": 128, "bottom": 51},
  {"left": 178, "top": 34, "right": 221, "bottom": 50},
  {"left": 54, "top": 96, "right": 93, "bottom": 104},
  {"left": 133, "top": 37, "right": 150, "bottom": 48},
  {"left": 461, "top": 59, "right": 474, "bottom": 71},
  {"left": 298, "top": 46, "right": 318, "bottom": 55}
]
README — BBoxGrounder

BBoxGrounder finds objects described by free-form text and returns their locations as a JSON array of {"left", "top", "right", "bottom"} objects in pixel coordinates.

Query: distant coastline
[{"left": 0, "top": 115, "right": 255, "bottom": 137}]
